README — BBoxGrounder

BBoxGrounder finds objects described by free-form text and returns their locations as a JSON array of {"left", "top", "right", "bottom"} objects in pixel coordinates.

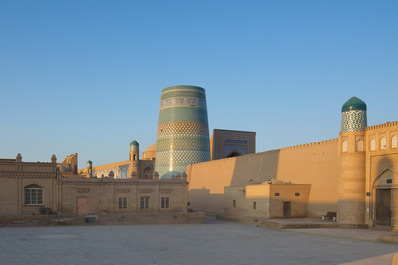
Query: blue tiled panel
[
  {"left": 155, "top": 85, "right": 210, "bottom": 179},
  {"left": 215, "top": 132, "right": 255, "bottom": 159},
  {"left": 341, "top": 110, "right": 367, "bottom": 132}
]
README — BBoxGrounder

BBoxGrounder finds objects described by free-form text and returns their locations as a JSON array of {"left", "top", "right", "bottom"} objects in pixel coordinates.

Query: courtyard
[{"left": 0, "top": 218, "right": 397, "bottom": 265}]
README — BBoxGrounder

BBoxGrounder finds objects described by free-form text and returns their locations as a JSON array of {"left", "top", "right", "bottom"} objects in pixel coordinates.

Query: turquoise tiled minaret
[
  {"left": 155, "top": 85, "right": 210, "bottom": 178},
  {"left": 341, "top": 96, "right": 367, "bottom": 132}
]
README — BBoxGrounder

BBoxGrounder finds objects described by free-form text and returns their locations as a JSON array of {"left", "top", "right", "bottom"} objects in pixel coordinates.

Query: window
[
  {"left": 118, "top": 197, "right": 127, "bottom": 209},
  {"left": 253, "top": 202, "right": 256, "bottom": 210},
  {"left": 25, "top": 185, "right": 43, "bottom": 205},
  {"left": 342, "top": 141, "right": 348, "bottom": 152},
  {"left": 161, "top": 197, "right": 169, "bottom": 209},
  {"left": 392, "top": 136, "right": 398, "bottom": 148},
  {"left": 143, "top": 167, "right": 153, "bottom": 179},
  {"left": 381, "top": 137, "right": 386, "bottom": 150},
  {"left": 140, "top": 196, "right": 149, "bottom": 209},
  {"left": 370, "top": 139, "right": 376, "bottom": 151},
  {"left": 356, "top": 140, "right": 364, "bottom": 151},
  {"left": 233, "top": 200, "right": 236, "bottom": 207}
]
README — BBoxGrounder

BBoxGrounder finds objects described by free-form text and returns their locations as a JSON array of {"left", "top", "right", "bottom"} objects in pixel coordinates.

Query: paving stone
[{"left": 0, "top": 218, "right": 397, "bottom": 265}]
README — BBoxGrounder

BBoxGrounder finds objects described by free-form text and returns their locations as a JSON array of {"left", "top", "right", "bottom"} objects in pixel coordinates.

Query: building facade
[
  {"left": 224, "top": 181, "right": 311, "bottom": 219},
  {"left": 0, "top": 154, "right": 189, "bottom": 217},
  {"left": 210, "top": 129, "right": 256, "bottom": 160}
]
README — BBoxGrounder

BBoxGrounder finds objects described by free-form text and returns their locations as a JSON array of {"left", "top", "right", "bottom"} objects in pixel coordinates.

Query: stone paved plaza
[{"left": 0, "top": 218, "right": 397, "bottom": 265}]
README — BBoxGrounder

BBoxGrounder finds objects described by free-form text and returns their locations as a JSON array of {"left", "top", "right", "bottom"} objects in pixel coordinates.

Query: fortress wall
[
  {"left": 277, "top": 139, "right": 339, "bottom": 216},
  {"left": 188, "top": 138, "right": 339, "bottom": 217}
]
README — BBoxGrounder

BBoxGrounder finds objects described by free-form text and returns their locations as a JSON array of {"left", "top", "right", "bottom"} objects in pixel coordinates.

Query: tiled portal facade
[{"left": 155, "top": 85, "right": 210, "bottom": 178}]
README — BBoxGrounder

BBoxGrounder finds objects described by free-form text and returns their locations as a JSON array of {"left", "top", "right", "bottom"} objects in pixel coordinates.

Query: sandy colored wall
[
  {"left": 58, "top": 178, "right": 188, "bottom": 215},
  {"left": 0, "top": 160, "right": 57, "bottom": 215},
  {"left": 0, "top": 178, "right": 20, "bottom": 214},
  {"left": 269, "top": 184, "right": 311, "bottom": 218},
  {"left": 188, "top": 138, "right": 338, "bottom": 217},
  {"left": 224, "top": 184, "right": 310, "bottom": 219},
  {"left": 224, "top": 185, "right": 270, "bottom": 219},
  {"left": 365, "top": 122, "right": 398, "bottom": 227}
]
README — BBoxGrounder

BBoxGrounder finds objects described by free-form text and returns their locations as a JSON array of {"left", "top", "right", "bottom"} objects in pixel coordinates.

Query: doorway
[
  {"left": 77, "top": 197, "right": 89, "bottom": 215},
  {"left": 375, "top": 189, "right": 391, "bottom": 226},
  {"left": 283, "top": 202, "right": 291, "bottom": 218}
]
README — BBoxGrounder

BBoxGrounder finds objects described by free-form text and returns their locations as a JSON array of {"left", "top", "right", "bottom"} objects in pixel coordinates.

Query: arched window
[
  {"left": 25, "top": 184, "right": 43, "bottom": 205},
  {"left": 342, "top": 141, "right": 348, "bottom": 152},
  {"left": 370, "top": 139, "right": 376, "bottom": 151},
  {"left": 121, "top": 168, "right": 127, "bottom": 179},
  {"left": 143, "top": 167, "right": 153, "bottom": 179},
  {"left": 392, "top": 135, "right": 397, "bottom": 148},
  {"left": 356, "top": 140, "right": 364, "bottom": 151},
  {"left": 380, "top": 137, "right": 386, "bottom": 150}
]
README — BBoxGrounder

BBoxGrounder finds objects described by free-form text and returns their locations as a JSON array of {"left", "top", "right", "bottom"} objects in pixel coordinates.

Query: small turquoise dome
[
  {"left": 342, "top": 97, "right": 367, "bottom": 112},
  {"left": 87, "top": 160, "right": 92, "bottom": 165},
  {"left": 130, "top": 140, "right": 139, "bottom": 146}
]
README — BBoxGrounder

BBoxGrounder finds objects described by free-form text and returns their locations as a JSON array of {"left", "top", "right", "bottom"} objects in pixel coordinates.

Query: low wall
[
  {"left": 0, "top": 212, "right": 206, "bottom": 227},
  {"left": 96, "top": 212, "right": 206, "bottom": 225},
  {"left": 0, "top": 215, "right": 85, "bottom": 227}
]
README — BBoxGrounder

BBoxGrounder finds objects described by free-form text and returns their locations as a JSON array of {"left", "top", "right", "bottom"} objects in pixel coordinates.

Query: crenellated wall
[
  {"left": 364, "top": 122, "right": 398, "bottom": 228},
  {"left": 188, "top": 138, "right": 339, "bottom": 217}
]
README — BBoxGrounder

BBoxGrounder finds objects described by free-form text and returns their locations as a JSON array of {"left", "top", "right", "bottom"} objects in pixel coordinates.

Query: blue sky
[{"left": 1, "top": 1, "right": 397, "bottom": 169}]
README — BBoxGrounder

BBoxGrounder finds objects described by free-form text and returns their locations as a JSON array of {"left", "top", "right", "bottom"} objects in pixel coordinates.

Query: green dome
[
  {"left": 342, "top": 97, "right": 367, "bottom": 112},
  {"left": 130, "top": 140, "right": 139, "bottom": 146},
  {"left": 87, "top": 160, "right": 92, "bottom": 165}
]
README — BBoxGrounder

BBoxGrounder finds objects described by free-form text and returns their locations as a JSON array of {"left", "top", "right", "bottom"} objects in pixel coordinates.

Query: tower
[
  {"left": 86, "top": 160, "right": 92, "bottom": 178},
  {"left": 338, "top": 96, "right": 367, "bottom": 224},
  {"left": 128, "top": 140, "right": 140, "bottom": 179},
  {"left": 155, "top": 85, "right": 210, "bottom": 178}
]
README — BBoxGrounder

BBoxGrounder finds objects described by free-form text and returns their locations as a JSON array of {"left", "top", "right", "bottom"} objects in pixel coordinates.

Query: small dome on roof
[
  {"left": 87, "top": 160, "right": 92, "bottom": 165},
  {"left": 130, "top": 140, "right": 139, "bottom": 146},
  {"left": 342, "top": 97, "right": 367, "bottom": 112},
  {"left": 144, "top": 143, "right": 156, "bottom": 153}
]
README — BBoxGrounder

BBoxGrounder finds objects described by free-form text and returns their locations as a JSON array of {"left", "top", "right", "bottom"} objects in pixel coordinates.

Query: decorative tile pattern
[
  {"left": 160, "top": 97, "right": 206, "bottom": 109},
  {"left": 156, "top": 136, "right": 210, "bottom": 151},
  {"left": 157, "top": 122, "right": 209, "bottom": 137},
  {"left": 155, "top": 86, "right": 210, "bottom": 178},
  {"left": 213, "top": 130, "right": 255, "bottom": 160},
  {"left": 156, "top": 150, "right": 210, "bottom": 164},
  {"left": 341, "top": 110, "right": 367, "bottom": 132},
  {"left": 130, "top": 145, "right": 139, "bottom": 152}
]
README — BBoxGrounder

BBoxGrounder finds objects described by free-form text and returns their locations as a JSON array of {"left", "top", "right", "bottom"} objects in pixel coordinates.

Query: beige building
[
  {"left": 0, "top": 154, "right": 192, "bottom": 222},
  {"left": 224, "top": 180, "right": 311, "bottom": 219}
]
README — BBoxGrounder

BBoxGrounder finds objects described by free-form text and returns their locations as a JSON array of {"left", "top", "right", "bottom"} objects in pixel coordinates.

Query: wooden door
[
  {"left": 376, "top": 189, "right": 391, "bottom": 226},
  {"left": 283, "top": 202, "right": 291, "bottom": 218},
  {"left": 76, "top": 197, "right": 89, "bottom": 215}
]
